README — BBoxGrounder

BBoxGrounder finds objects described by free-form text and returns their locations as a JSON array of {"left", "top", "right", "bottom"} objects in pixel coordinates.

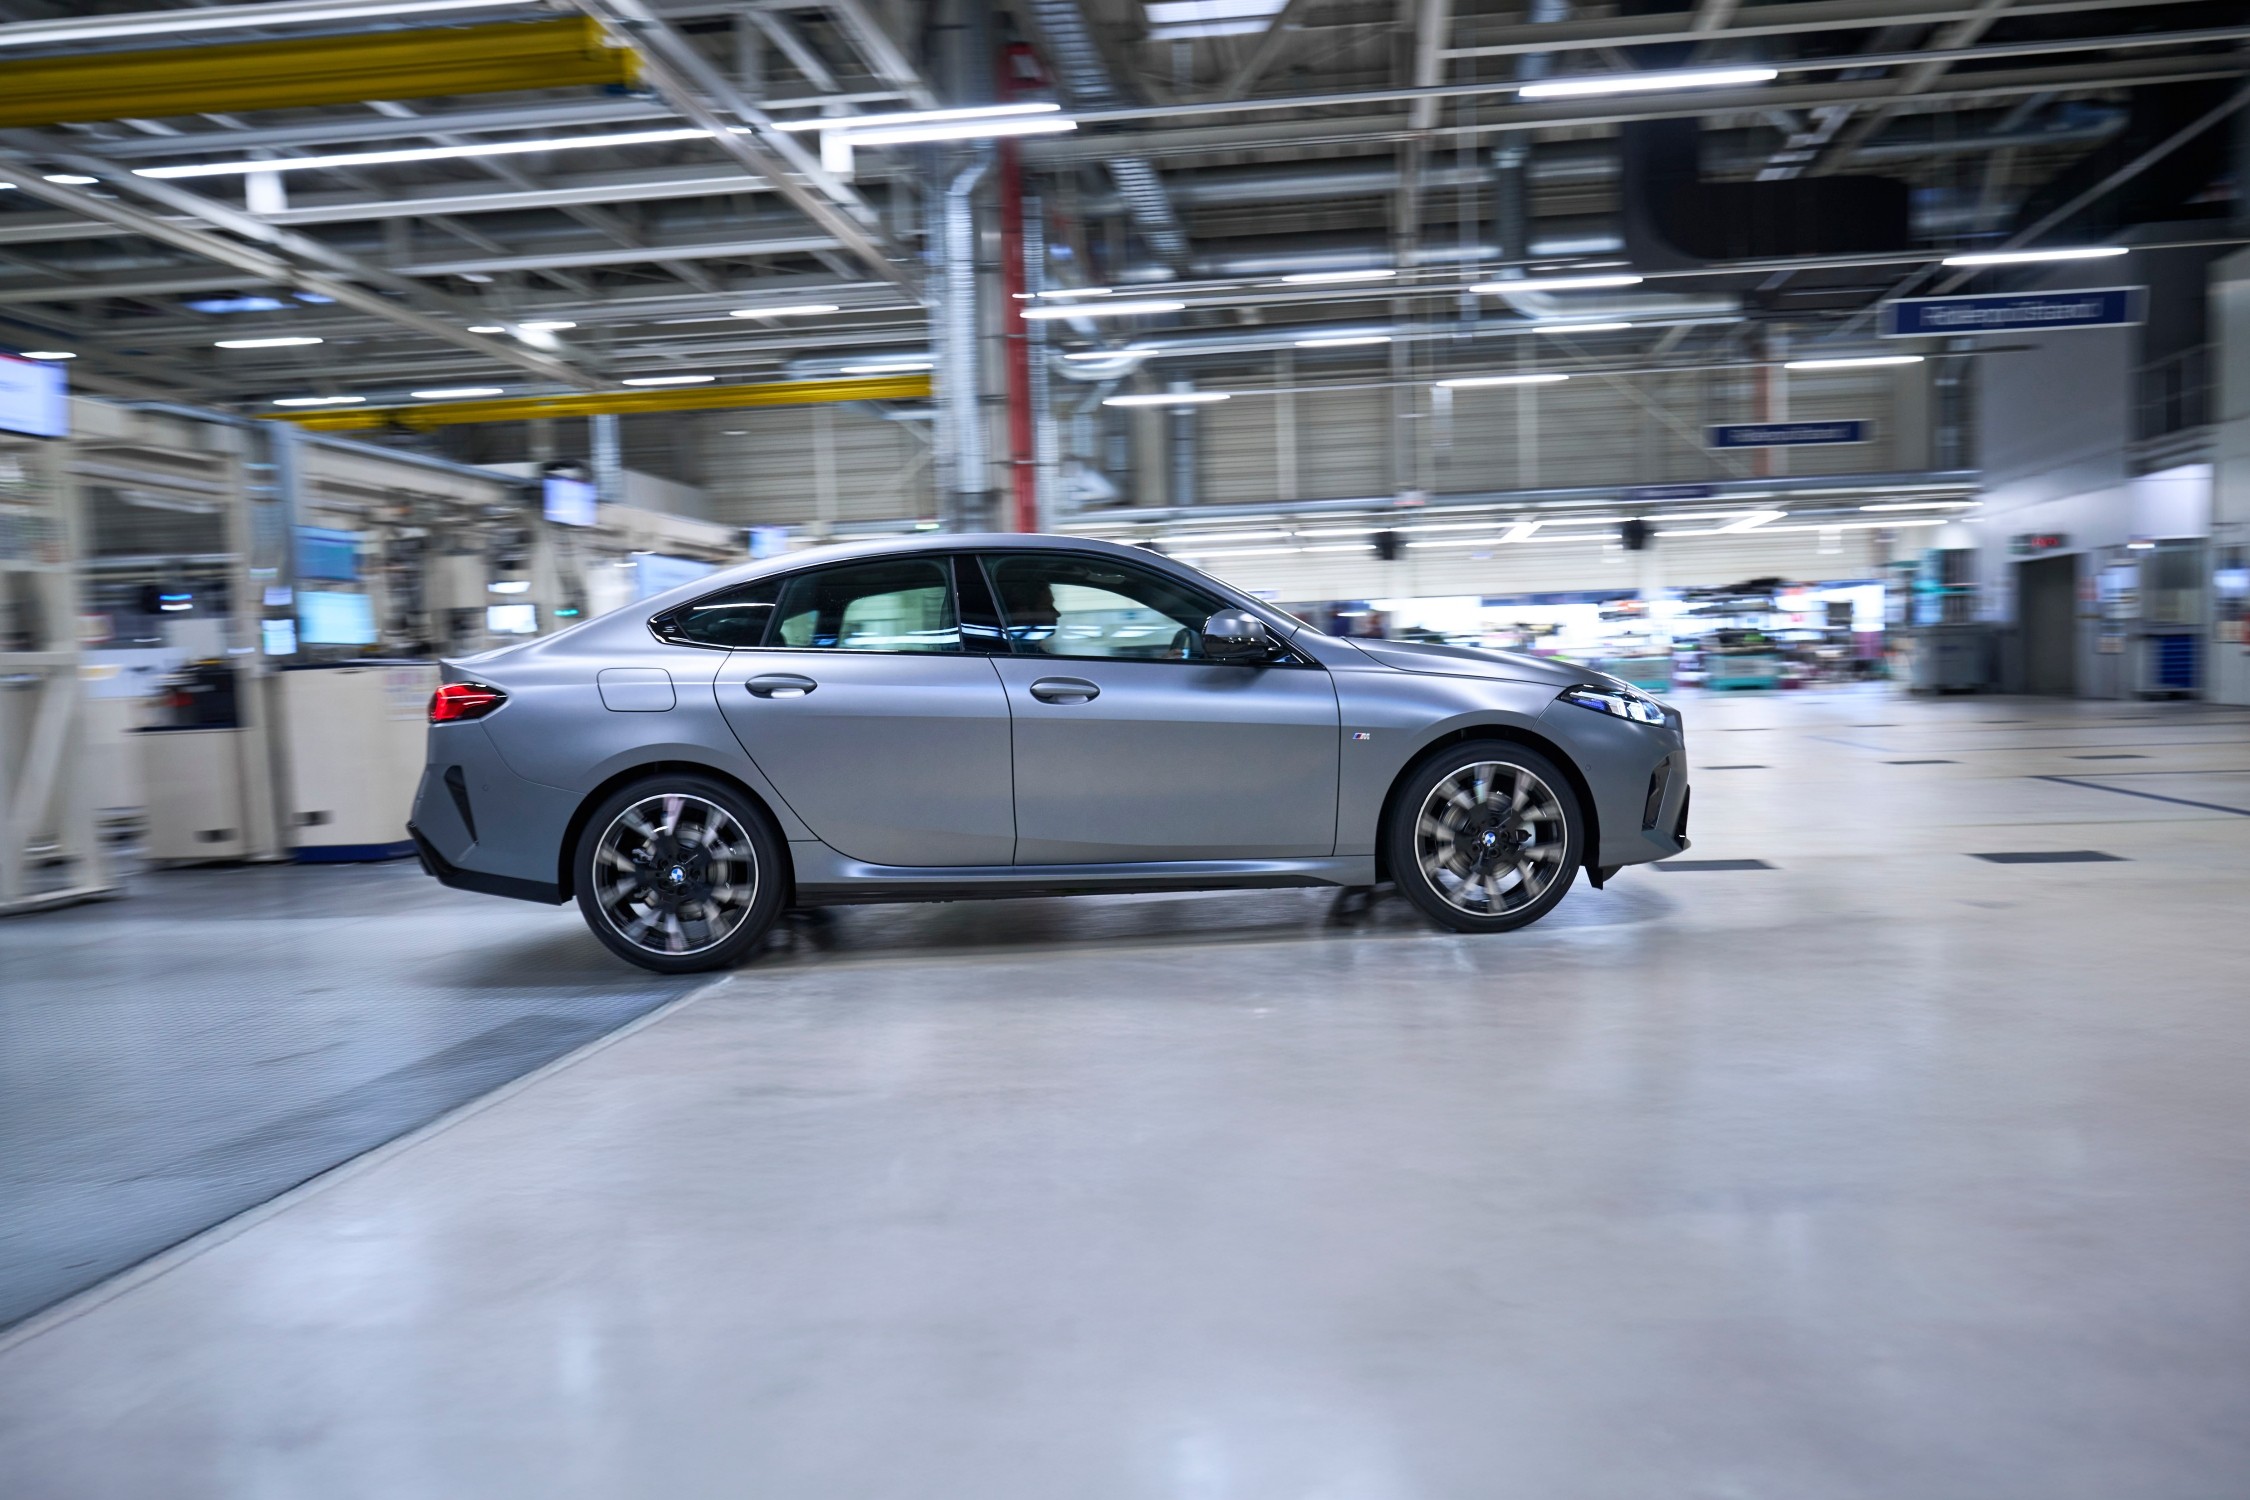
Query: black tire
[
  {"left": 1385, "top": 740, "right": 1584, "bottom": 934},
  {"left": 573, "top": 773, "right": 786, "bottom": 973}
]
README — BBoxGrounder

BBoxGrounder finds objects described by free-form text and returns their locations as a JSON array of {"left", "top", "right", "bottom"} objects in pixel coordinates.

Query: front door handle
[
  {"left": 1028, "top": 676, "right": 1100, "bottom": 705},
  {"left": 746, "top": 673, "right": 818, "bottom": 699}
]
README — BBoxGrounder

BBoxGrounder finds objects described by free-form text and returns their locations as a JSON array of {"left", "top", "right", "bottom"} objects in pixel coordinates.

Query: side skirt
[{"left": 790, "top": 846, "right": 1379, "bottom": 907}]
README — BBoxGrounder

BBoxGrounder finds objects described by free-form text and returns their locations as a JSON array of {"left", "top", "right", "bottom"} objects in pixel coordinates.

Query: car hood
[{"left": 1343, "top": 636, "right": 1593, "bottom": 687}]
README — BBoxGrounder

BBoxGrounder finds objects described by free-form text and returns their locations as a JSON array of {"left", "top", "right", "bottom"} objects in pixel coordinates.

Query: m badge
[{"left": 1351, "top": 731, "right": 1373, "bottom": 741}]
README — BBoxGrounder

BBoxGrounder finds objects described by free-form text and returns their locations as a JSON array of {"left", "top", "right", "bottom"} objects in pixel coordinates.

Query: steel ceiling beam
[
  {"left": 0, "top": 145, "right": 599, "bottom": 386},
  {"left": 271, "top": 371, "right": 934, "bottom": 428},
  {"left": 1442, "top": 0, "right": 2175, "bottom": 61},
  {"left": 570, "top": 0, "right": 913, "bottom": 294},
  {"left": 1216, "top": 0, "right": 1324, "bottom": 102},
  {"left": 1032, "top": 54, "right": 2250, "bottom": 156},
  {"left": 397, "top": 233, "right": 844, "bottom": 276}
]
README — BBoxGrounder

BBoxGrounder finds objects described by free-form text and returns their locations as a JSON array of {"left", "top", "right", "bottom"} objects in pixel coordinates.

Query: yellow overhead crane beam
[
  {"left": 0, "top": 17, "right": 635, "bottom": 128},
  {"left": 267, "top": 374, "right": 937, "bottom": 430}
]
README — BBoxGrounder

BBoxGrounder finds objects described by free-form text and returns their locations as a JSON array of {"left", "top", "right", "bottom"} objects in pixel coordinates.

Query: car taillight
[{"left": 430, "top": 682, "right": 507, "bottom": 724}]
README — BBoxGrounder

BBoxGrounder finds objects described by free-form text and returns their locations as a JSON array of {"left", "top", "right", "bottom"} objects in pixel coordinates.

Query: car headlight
[{"left": 1559, "top": 684, "right": 1667, "bottom": 725}]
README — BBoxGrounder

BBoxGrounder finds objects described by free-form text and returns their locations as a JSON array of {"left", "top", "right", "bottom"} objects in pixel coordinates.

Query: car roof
[{"left": 634, "top": 530, "right": 1283, "bottom": 621}]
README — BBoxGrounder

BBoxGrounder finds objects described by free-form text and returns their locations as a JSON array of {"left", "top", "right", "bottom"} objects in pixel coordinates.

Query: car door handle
[
  {"left": 745, "top": 673, "right": 818, "bottom": 699},
  {"left": 1028, "top": 676, "right": 1100, "bottom": 705}
]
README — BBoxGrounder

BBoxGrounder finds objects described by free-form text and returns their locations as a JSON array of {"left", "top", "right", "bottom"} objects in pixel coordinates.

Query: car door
[
  {"left": 976, "top": 550, "right": 1339, "bottom": 864},
  {"left": 710, "top": 554, "right": 1015, "bottom": 867}
]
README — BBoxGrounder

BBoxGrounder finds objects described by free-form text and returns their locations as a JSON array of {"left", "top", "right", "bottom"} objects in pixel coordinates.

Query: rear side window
[
  {"left": 771, "top": 557, "right": 960, "bottom": 652},
  {"left": 651, "top": 579, "right": 781, "bottom": 649}
]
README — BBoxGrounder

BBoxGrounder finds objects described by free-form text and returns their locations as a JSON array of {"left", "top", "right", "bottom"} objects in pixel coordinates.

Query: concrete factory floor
[{"left": 3, "top": 687, "right": 2248, "bottom": 1499}]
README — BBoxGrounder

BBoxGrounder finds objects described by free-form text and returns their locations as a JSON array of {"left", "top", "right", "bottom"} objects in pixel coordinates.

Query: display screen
[
  {"left": 487, "top": 603, "right": 539, "bottom": 635},
  {"left": 543, "top": 475, "right": 598, "bottom": 527},
  {"left": 0, "top": 353, "right": 67, "bottom": 439},
  {"left": 298, "top": 590, "right": 377, "bottom": 645},
  {"left": 296, "top": 527, "right": 360, "bottom": 582},
  {"left": 635, "top": 553, "right": 718, "bottom": 600},
  {"left": 261, "top": 618, "right": 298, "bottom": 656}
]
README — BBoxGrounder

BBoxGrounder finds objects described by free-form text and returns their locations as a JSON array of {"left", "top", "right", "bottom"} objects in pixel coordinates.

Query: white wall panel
[{"left": 693, "top": 407, "right": 934, "bottom": 527}]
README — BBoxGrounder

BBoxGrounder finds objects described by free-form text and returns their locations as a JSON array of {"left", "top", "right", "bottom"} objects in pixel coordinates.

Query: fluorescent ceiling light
[
  {"left": 1036, "top": 287, "right": 1115, "bottom": 300},
  {"left": 731, "top": 303, "right": 842, "bottom": 319},
  {"left": 1940, "top": 247, "right": 2127, "bottom": 267},
  {"left": 271, "top": 394, "right": 363, "bottom": 406},
  {"left": 1473, "top": 273, "right": 1644, "bottom": 293},
  {"left": 467, "top": 324, "right": 506, "bottom": 334},
  {"left": 1861, "top": 500, "right": 1975, "bottom": 512},
  {"left": 1064, "top": 347, "right": 1147, "bottom": 359},
  {"left": 1279, "top": 269, "right": 1396, "bottom": 285},
  {"left": 1519, "top": 66, "right": 1777, "bottom": 100},
  {"left": 488, "top": 579, "right": 532, "bottom": 594},
  {"left": 1437, "top": 373, "right": 1569, "bottom": 388},
  {"left": 837, "top": 118, "right": 1078, "bottom": 147},
  {"left": 0, "top": 1, "right": 539, "bottom": 50},
  {"left": 840, "top": 362, "right": 934, "bottom": 375},
  {"left": 1295, "top": 334, "right": 1391, "bottom": 348},
  {"left": 1103, "top": 391, "right": 1230, "bottom": 407},
  {"left": 18, "top": 350, "right": 73, "bottom": 360},
  {"left": 775, "top": 103, "right": 1063, "bottom": 133},
  {"left": 1023, "top": 300, "right": 1185, "bottom": 321},
  {"left": 411, "top": 386, "right": 504, "bottom": 399},
  {"left": 215, "top": 335, "right": 322, "bottom": 348},
  {"left": 1785, "top": 354, "right": 1924, "bottom": 370},
  {"left": 518, "top": 319, "right": 576, "bottom": 332},
  {"left": 137, "top": 127, "right": 715, "bottom": 181},
  {"left": 1146, "top": 0, "right": 1289, "bottom": 40},
  {"left": 42, "top": 174, "right": 99, "bottom": 186},
  {"left": 1534, "top": 321, "right": 1631, "bottom": 334},
  {"left": 621, "top": 374, "right": 717, "bottom": 387}
]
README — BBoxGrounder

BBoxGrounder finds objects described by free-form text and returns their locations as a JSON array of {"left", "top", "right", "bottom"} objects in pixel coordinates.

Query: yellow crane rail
[
  {"left": 0, "top": 17, "right": 634, "bottom": 128},
  {"left": 267, "top": 374, "right": 936, "bottom": 430}
]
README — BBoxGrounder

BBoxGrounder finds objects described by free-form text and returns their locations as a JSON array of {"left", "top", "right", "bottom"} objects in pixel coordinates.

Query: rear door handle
[
  {"left": 746, "top": 673, "right": 817, "bottom": 699},
  {"left": 1028, "top": 676, "right": 1099, "bottom": 705}
]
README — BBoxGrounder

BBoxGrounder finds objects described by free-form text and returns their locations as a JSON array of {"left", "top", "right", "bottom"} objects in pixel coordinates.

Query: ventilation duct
[
  {"left": 1619, "top": 117, "right": 1911, "bottom": 269},
  {"left": 1020, "top": 0, "right": 1190, "bottom": 271}
]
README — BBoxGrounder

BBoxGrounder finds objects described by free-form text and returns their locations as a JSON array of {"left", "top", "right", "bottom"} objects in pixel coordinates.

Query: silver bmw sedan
[{"left": 408, "top": 534, "right": 1690, "bottom": 972}]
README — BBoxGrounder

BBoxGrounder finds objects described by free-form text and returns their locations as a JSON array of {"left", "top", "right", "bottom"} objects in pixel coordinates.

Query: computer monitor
[
  {"left": 486, "top": 603, "right": 539, "bottom": 635},
  {"left": 296, "top": 527, "right": 360, "bottom": 582},
  {"left": 542, "top": 475, "right": 598, "bottom": 527},
  {"left": 0, "top": 353, "right": 67, "bottom": 439},
  {"left": 297, "top": 590, "right": 377, "bottom": 645}
]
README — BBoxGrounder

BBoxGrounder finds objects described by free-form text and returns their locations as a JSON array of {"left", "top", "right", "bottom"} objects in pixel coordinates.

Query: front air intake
[{"left": 1643, "top": 759, "right": 1672, "bottom": 831}]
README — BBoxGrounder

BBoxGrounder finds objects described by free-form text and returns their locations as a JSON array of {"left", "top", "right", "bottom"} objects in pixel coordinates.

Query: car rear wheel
[
  {"left": 574, "top": 774, "right": 784, "bottom": 973},
  {"left": 1386, "top": 741, "right": 1583, "bottom": 934}
]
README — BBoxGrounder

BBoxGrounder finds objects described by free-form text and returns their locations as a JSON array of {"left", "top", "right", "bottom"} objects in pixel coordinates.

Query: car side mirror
[{"left": 1202, "top": 608, "right": 1271, "bottom": 664}]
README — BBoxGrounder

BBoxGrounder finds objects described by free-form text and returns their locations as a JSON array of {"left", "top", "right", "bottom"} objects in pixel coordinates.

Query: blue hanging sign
[
  {"left": 1708, "top": 420, "right": 1869, "bottom": 449},
  {"left": 1879, "top": 286, "right": 2144, "bottom": 337}
]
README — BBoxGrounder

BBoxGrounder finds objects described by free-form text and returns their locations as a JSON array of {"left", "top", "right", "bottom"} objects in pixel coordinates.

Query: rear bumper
[{"left": 407, "top": 824, "right": 564, "bottom": 906}]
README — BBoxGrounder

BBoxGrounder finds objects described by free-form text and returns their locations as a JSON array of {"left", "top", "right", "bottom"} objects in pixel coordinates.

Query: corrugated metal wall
[
  {"left": 644, "top": 366, "right": 1925, "bottom": 529},
  {"left": 687, "top": 407, "right": 937, "bottom": 528}
]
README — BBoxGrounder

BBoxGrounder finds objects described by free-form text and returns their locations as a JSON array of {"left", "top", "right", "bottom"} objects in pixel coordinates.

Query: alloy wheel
[
  {"left": 590, "top": 793, "right": 760, "bottom": 957},
  {"left": 1412, "top": 761, "right": 1570, "bottom": 917}
]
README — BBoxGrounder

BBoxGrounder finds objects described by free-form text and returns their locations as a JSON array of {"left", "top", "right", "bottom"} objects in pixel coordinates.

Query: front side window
[
  {"left": 652, "top": 578, "right": 781, "bottom": 649},
  {"left": 771, "top": 557, "right": 960, "bottom": 653},
  {"left": 982, "top": 553, "right": 1229, "bottom": 662}
]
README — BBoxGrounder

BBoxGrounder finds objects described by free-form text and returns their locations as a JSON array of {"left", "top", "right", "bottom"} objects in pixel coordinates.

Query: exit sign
[{"left": 2011, "top": 532, "right": 2068, "bottom": 555}]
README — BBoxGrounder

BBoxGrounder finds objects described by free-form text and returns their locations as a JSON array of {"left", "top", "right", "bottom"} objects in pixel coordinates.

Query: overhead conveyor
[{"left": 0, "top": 16, "right": 634, "bottom": 129}]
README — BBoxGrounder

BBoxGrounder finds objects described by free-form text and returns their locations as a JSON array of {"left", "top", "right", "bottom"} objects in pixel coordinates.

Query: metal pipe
[{"left": 940, "top": 150, "right": 994, "bottom": 531}]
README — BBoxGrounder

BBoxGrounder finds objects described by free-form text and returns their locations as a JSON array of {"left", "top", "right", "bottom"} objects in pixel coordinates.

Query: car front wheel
[
  {"left": 1386, "top": 741, "right": 1584, "bottom": 933},
  {"left": 573, "top": 774, "right": 785, "bottom": 973}
]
